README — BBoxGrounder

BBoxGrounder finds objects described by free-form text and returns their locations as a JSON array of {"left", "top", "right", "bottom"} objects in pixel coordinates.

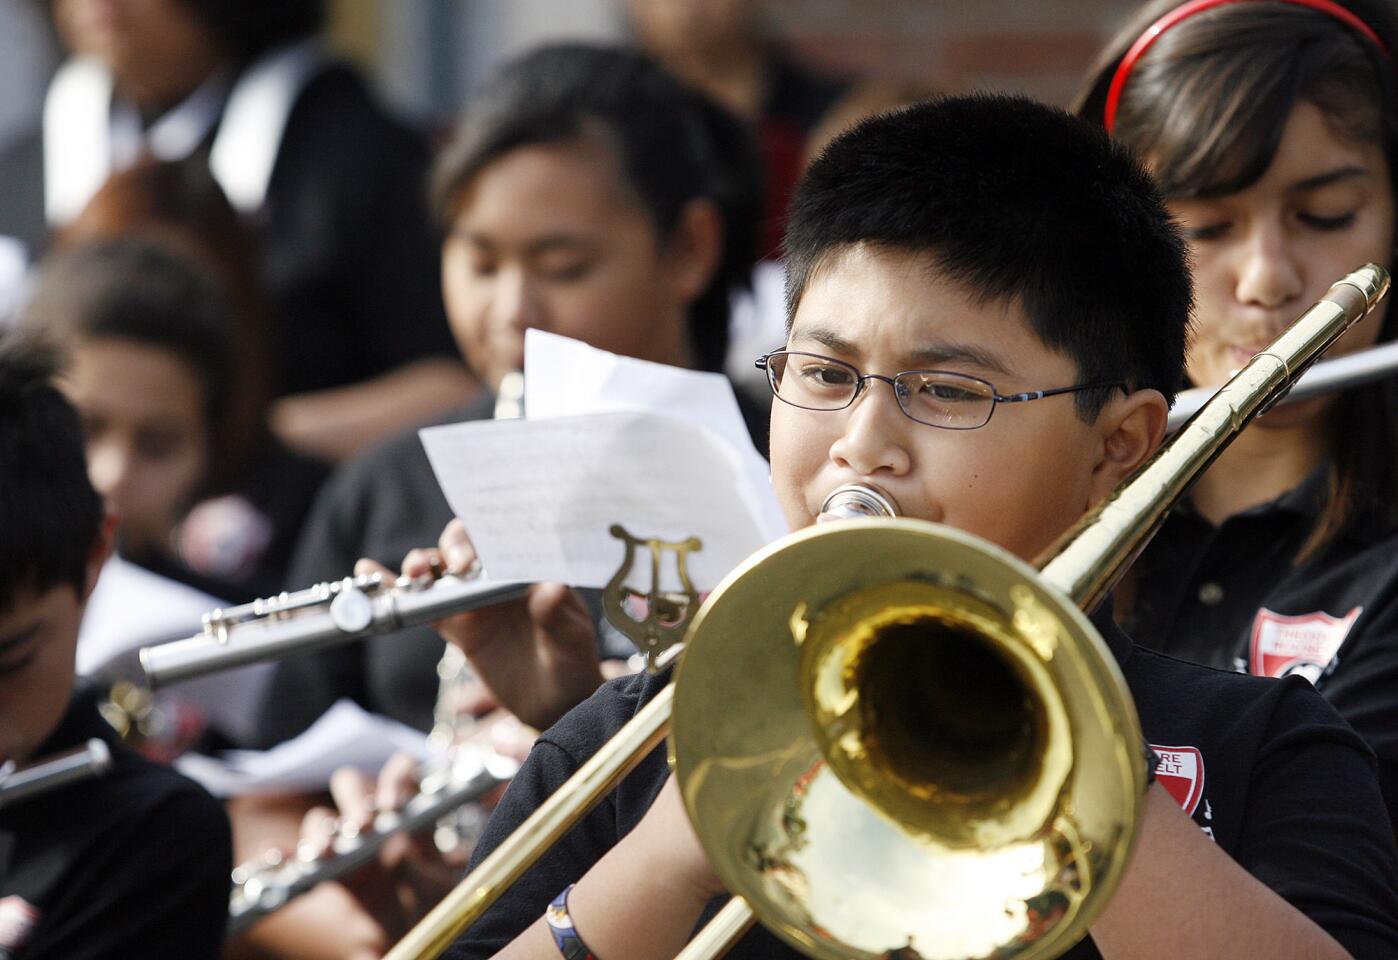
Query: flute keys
[{"left": 329, "top": 588, "right": 374, "bottom": 633}]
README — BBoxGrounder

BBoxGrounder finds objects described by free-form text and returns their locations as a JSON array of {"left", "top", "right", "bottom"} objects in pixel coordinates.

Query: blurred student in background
[
  {"left": 625, "top": 0, "right": 846, "bottom": 258},
  {"left": 20, "top": 234, "right": 324, "bottom": 605},
  {"left": 0, "top": 335, "right": 231, "bottom": 959},
  {"left": 256, "top": 42, "right": 762, "bottom": 747},
  {"left": 0, "top": 0, "right": 474, "bottom": 461},
  {"left": 226, "top": 43, "right": 763, "bottom": 960}
]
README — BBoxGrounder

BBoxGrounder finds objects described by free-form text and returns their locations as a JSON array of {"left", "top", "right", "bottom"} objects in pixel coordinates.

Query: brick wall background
[
  {"left": 321, "top": 1, "right": 1150, "bottom": 122},
  {"left": 765, "top": 1, "right": 1143, "bottom": 108}
]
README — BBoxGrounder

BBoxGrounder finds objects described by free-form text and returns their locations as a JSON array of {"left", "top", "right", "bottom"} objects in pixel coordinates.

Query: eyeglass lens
[{"left": 768, "top": 352, "right": 996, "bottom": 429}]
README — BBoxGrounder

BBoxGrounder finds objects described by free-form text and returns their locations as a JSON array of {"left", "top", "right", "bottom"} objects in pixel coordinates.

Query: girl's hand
[{"left": 355, "top": 518, "right": 604, "bottom": 731}]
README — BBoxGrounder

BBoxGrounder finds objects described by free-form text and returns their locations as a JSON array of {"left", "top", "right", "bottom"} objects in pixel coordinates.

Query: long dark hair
[
  {"left": 431, "top": 44, "right": 761, "bottom": 374},
  {"left": 1076, "top": 0, "right": 1398, "bottom": 561}
]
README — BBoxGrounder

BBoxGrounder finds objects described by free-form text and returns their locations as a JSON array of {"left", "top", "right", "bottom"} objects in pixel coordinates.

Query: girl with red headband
[{"left": 1078, "top": 0, "right": 1398, "bottom": 837}]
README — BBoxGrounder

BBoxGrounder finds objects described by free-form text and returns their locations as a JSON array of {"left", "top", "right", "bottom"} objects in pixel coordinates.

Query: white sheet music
[
  {"left": 78, "top": 554, "right": 273, "bottom": 745},
  {"left": 419, "top": 330, "right": 787, "bottom": 590},
  {"left": 175, "top": 699, "right": 430, "bottom": 797},
  {"left": 422, "top": 411, "right": 769, "bottom": 590}
]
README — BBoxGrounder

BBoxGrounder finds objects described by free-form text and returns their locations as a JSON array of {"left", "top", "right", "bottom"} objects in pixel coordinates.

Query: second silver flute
[
  {"left": 140, "top": 573, "right": 529, "bottom": 688},
  {"left": 0, "top": 738, "right": 113, "bottom": 809},
  {"left": 228, "top": 746, "right": 521, "bottom": 934}
]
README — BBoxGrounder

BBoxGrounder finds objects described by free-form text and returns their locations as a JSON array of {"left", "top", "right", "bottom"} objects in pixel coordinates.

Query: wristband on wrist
[
  {"left": 545, "top": 884, "right": 599, "bottom": 960},
  {"left": 1143, "top": 741, "right": 1161, "bottom": 789}
]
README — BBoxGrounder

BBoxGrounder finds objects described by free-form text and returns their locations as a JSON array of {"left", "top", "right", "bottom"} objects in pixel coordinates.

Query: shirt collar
[
  {"left": 109, "top": 68, "right": 232, "bottom": 168},
  {"left": 1174, "top": 460, "right": 1330, "bottom": 526},
  {"left": 1271, "top": 460, "right": 1332, "bottom": 521},
  {"left": 1178, "top": 459, "right": 1392, "bottom": 546}
]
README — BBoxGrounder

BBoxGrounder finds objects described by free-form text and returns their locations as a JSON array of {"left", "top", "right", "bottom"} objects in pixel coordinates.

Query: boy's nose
[{"left": 828, "top": 380, "right": 913, "bottom": 477}]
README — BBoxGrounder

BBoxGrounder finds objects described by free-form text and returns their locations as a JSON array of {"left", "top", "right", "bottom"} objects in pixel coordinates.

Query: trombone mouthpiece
[{"left": 818, "top": 483, "right": 900, "bottom": 521}]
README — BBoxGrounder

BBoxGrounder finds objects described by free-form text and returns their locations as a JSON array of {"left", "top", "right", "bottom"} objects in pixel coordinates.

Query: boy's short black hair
[
  {"left": 0, "top": 336, "right": 104, "bottom": 615},
  {"left": 784, "top": 94, "right": 1193, "bottom": 416}
]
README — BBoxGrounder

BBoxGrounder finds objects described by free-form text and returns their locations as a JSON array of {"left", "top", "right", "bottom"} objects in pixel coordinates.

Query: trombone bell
[{"left": 671, "top": 519, "right": 1144, "bottom": 960}]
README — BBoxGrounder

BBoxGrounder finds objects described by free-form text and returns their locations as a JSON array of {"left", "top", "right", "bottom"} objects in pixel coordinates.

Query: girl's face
[
  {"left": 60, "top": 338, "right": 209, "bottom": 552},
  {"left": 1164, "top": 101, "right": 1395, "bottom": 430},
  {"left": 440, "top": 137, "right": 708, "bottom": 392}
]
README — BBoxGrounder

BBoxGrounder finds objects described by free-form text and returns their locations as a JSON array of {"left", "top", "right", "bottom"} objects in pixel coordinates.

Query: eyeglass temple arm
[{"left": 996, "top": 381, "right": 1125, "bottom": 404}]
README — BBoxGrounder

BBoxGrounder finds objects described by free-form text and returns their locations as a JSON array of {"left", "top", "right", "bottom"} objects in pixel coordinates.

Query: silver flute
[
  {"left": 139, "top": 572, "right": 529, "bottom": 688},
  {"left": 1167, "top": 339, "right": 1398, "bottom": 430},
  {"left": 0, "top": 738, "right": 113, "bottom": 809},
  {"left": 227, "top": 745, "right": 521, "bottom": 934}
]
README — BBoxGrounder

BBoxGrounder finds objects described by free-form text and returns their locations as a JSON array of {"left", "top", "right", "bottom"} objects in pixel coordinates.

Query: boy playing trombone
[{"left": 401, "top": 95, "right": 1398, "bottom": 959}]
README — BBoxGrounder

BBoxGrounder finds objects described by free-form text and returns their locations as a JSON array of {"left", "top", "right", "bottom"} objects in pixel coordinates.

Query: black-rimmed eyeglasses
[{"left": 755, "top": 351, "right": 1124, "bottom": 431}]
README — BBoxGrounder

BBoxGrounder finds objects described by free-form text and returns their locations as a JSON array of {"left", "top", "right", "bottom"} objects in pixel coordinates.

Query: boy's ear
[
  {"left": 81, "top": 513, "right": 116, "bottom": 604},
  {"left": 666, "top": 197, "right": 724, "bottom": 303},
  {"left": 1088, "top": 388, "right": 1169, "bottom": 503}
]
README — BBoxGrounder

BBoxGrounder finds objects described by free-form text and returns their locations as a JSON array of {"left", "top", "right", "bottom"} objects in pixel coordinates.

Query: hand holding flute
[{"left": 382, "top": 519, "right": 605, "bottom": 732}]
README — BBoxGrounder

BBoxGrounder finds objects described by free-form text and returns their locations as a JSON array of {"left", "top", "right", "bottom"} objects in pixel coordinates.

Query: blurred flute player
[
  {"left": 426, "top": 97, "right": 1398, "bottom": 959},
  {"left": 236, "top": 43, "right": 762, "bottom": 960},
  {"left": 254, "top": 43, "right": 762, "bottom": 746},
  {"left": 1077, "top": 0, "right": 1398, "bottom": 836},
  {"left": 0, "top": 335, "right": 231, "bottom": 958}
]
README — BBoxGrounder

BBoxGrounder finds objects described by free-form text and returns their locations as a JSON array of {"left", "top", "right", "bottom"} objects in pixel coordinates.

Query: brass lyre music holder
[{"left": 602, "top": 523, "right": 703, "bottom": 671}]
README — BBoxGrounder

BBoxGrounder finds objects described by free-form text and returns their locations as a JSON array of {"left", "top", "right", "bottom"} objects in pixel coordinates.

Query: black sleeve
[
  {"left": 440, "top": 739, "right": 620, "bottom": 960},
  {"left": 1318, "top": 600, "right": 1398, "bottom": 838},
  {"left": 1235, "top": 680, "right": 1398, "bottom": 959},
  {"left": 26, "top": 787, "right": 232, "bottom": 960},
  {"left": 442, "top": 676, "right": 672, "bottom": 960}
]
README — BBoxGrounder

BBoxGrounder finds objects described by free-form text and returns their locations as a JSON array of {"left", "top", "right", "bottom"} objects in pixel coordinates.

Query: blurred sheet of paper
[
  {"left": 420, "top": 331, "right": 786, "bottom": 590},
  {"left": 175, "top": 699, "right": 430, "bottom": 797},
  {"left": 78, "top": 553, "right": 272, "bottom": 745},
  {"left": 522, "top": 328, "right": 780, "bottom": 532}
]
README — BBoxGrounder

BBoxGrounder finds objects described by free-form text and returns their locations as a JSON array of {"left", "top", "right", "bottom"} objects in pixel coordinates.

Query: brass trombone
[{"left": 384, "top": 265, "right": 1389, "bottom": 960}]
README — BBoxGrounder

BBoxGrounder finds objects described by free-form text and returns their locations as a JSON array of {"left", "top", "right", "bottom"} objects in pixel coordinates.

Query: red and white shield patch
[
  {"left": 1151, "top": 744, "right": 1205, "bottom": 817},
  {"left": 0, "top": 895, "right": 39, "bottom": 952},
  {"left": 1249, "top": 607, "right": 1361, "bottom": 682}
]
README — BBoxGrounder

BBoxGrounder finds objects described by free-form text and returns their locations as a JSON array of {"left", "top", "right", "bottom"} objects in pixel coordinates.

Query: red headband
[{"left": 1103, "top": 0, "right": 1389, "bottom": 132}]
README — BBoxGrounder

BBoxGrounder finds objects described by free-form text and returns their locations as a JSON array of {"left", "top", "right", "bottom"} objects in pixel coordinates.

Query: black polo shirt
[
  {"left": 0, "top": 685, "right": 231, "bottom": 959},
  {"left": 1123, "top": 464, "right": 1398, "bottom": 832},
  {"left": 443, "top": 607, "right": 1398, "bottom": 960}
]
